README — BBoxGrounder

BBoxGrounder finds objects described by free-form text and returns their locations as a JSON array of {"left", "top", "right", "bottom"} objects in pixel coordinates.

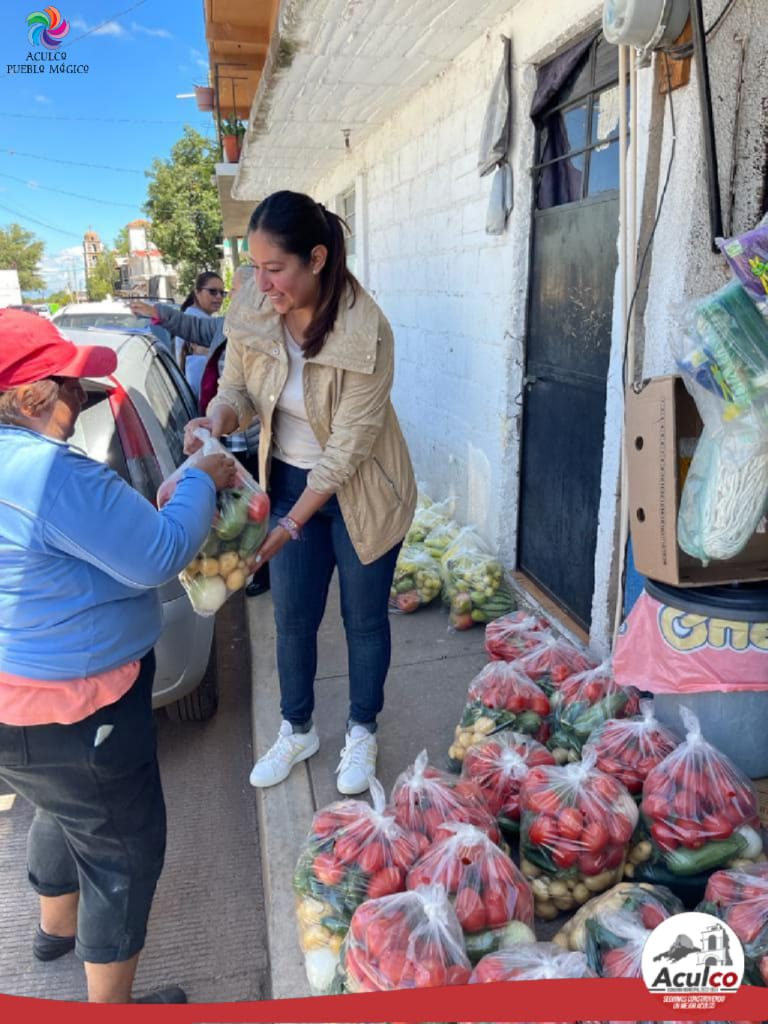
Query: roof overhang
[
  {"left": 215, "top": 164, "right": 259, "bottom": 236},
  {"left": 233, "top": 0, "right": 523, "bottom": 200}
]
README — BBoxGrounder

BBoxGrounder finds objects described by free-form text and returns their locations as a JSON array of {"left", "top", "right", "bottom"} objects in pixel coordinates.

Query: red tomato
[
  {"left": 578, "top": 850, "right": 609, "bottom": 875},
  {"left": 607, "top": 814, "right": 634, "bottom": 845},
  {"left": 552, "top": 846, "right": 579, "bottom": 870},
  {"left": 651, "top": 821, "right": 680, "bottom": 852},
  {"left": 584, "top": 680, "right": 605, "bottom": 703},
  {"left": 446, "top": 964, "right": 472, "bottom": 985},
  {"left": 335, "top": 834, "right": 362, "bottom": 865},
  {"left": 390, "top": 834, "right": 418, "bottom": 872},
  {"left": 528, "top": 815, "right": 558, "bottom": 849},
  {"left": 312, "top": 852, "right": 344, "bottom": 887},
  {"left": 363, "top": 917, "right": 392, "bottom": 961},
  {"left": 641, "top": 793, "right": 669, "bottom": 821},
  {"left": 727, "top": 902, "right": 765, "bottom": 944},
  {"left": 536, "top": 788, "right": 563, "bottom": 815},
  {"left": 357, "top": 840, "right": 388, "bottom": 875},
  {"left": 601, "top": 946, "right": 639, "bottom": 978},
  {"left": 247, "top": 491, "right": 270, "bottom": 522},
  {"left": 602, "top": 843, "right": 625, "bottom": 869},
  {"left": 367, "top": 866, "right": 404, "bottom": 899},
  {"left": 557, "top": 807, "right": 583, "bottom": 840},
  {"left": 484, "top": 888, "right": 511, "bottom": 929},
  {"left": 377, "top": 949, "right": 407, "bottom": 986},
  {"left": 454, "top": 885, "right": 487, "bottom": 932},
  {"left": 641, "top": 902, "right": 668, "bottom": 930},
  {"left": 591, "top": 775, "right": 621, "bottom": 803},
  {"left": 413, "top": 957, "right": 447, "bottom": 988},
  {"left": 701, "top": 811, "right": 735, "bottom": 842},
  {"left": 581, "top": 820, "right": 610, "bottom": 854},
  {"left": 531, "top": 694, "right": 550, "bottom": 716},
  {"left": 312, "top": 811, "right": 341, "bottom": 839}
]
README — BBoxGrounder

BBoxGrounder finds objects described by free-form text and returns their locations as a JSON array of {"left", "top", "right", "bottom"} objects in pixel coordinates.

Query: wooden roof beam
[{"left": 206, "top": 22, "right": 269, "bottom": 50}]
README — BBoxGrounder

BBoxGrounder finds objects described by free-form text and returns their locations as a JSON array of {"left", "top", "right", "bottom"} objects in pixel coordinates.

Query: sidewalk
[{"left": 246, "top": 579, "right": 489, "bottom": 999}]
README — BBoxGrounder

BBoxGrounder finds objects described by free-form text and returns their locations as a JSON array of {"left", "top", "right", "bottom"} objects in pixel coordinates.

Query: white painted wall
[{"left": 303, "top": 0, "right": 767, "bottom": 650}]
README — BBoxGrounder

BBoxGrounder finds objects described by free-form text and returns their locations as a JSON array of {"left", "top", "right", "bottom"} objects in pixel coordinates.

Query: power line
[
  {"left": 0, "top": 110, "right": 209, "bottom": 126},
  {"left": 65, "top": 0, "right": 149, "bottom": 46},
  {"left": 0, "top": 200, "right": 84, "bottom": 239},
  {"left": 0, "top": 170, "right": 138, "bottom": 208},
  {"left": 0, "top": 147, "right": 145, "bottom": 175}
]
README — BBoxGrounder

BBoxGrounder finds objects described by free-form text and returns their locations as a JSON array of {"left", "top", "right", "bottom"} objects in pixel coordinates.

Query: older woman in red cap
[{"left": 0, "top": 310, "right": 235, "bottom": 1003}]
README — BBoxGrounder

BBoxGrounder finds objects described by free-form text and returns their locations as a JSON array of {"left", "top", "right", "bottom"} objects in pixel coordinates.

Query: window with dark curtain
[{"left": 531, "top": 34, "right": 625, "bottom": 210}]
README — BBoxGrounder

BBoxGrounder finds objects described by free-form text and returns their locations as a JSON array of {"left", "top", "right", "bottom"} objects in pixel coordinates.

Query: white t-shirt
[{"left": 273, "top": 325, "right": 324, "bottom": 469}]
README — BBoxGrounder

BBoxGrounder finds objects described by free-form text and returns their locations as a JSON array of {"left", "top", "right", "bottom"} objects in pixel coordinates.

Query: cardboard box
[
  {"left": 754, "top": 777, "right": 768, "bottom": 828},
  {"left": 626, "top": 375, "right": 768, "bottom": 586}
]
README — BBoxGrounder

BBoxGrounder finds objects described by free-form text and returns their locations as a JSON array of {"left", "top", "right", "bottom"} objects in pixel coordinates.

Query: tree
[
  {"left": 113, "top": 226, "right": 130, "bottom": 255},
  {"left": 0, "top": 223, "right": 45, "bottom": 292},
  {"left": 143, "top": 126, "right": 223, "bottom": 292},
  {"left": 86, "top": 251, "right": 118, "bottom": 301}
]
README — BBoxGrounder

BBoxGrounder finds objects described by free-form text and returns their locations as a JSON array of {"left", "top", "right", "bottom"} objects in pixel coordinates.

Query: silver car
[{"left": 64, "top": 327, "right": 218, "bottom": 721}]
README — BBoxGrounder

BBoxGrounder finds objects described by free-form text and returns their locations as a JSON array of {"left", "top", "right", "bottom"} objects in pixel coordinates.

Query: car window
[
  {"left": 144, "top": 356, "right": 195, "bottom": 467},
  {"left": 55, "top": 313, "right": 148, "bottom": 329}
]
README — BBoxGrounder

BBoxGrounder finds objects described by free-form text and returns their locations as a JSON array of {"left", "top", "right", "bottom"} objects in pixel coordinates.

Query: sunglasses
[{"left": 201, "top": 287, "right": 227, "bottom": 297}]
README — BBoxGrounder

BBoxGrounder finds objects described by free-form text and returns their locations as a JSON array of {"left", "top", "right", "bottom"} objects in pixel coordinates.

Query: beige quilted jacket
[{"left": 208, "top": 277, "right": 416, "bottom": 565}]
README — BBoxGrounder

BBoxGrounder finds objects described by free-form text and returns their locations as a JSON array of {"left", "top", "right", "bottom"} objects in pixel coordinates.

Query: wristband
[{"left": 278, "top": 515, "right": 302, "bottom": 541}]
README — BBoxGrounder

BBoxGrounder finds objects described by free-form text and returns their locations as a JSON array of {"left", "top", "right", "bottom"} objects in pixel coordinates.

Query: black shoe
[
  {"left": 134, "top": 986, "right": 188, "bottom": 1003},
  {"left": 33, "top": 924, "right": 76, "bottom": 961},
  {"left": 245, "top": 564, "right": 270, "bottom": 597}
]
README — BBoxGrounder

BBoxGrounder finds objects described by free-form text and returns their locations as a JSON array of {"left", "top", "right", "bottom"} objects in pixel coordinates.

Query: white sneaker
[
  {"left": 249, "top": 720, "right": 319, "bottom": 788},
  {"left": 335, "top": 725, "right": 377, "bottom": 795}
]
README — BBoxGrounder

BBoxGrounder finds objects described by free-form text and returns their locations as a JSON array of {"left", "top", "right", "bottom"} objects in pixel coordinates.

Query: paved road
[{"left": 0, "top": 596, "right": 270, "bottom": 1003}]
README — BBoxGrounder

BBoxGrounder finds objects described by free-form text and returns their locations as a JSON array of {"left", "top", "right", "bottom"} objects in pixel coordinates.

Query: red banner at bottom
[{"left": 2, "top": 979, "right": 767, "bottom": 1024}]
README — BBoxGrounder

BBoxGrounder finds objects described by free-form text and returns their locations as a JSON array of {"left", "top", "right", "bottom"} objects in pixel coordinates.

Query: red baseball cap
[{"left": 0, "top": 308, "right": 117, "bottom": 389}]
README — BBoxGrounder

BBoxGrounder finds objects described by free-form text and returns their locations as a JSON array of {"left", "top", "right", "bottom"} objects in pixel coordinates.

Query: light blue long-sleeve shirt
[{"left": 0, "top": 426, "right": 216, "bottom": 681}]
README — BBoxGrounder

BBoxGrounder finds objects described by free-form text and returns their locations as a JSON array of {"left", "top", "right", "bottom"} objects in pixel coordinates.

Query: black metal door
[{"left": 518, "top": 195, "right": 618, "bottom": 627}]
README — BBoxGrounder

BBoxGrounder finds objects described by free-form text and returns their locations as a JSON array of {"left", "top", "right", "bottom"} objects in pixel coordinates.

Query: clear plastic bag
[
  {"left": 640, "top": 708, "right": 761, "bottom": 877},
  {"left": 160, "top": 428, "right": 270, "bottom": 616},
  {"left": 699, "top": 862, "right": 768, "bottom": 986},
  {"left": 292, "top": 779, "right": 427, "bottom": 994},
  {"left": 469, "top": 940, "right": 594, "bottom": 983},
  {"left": 519, "top": 752, "right": 639, "bottom": 917},
  {"left": 448, "top": 663, "right": 551, "bottom": 770},
  {"left": 404, "top": 496, "right": 455, "bottom": 545},
  {"left": 339, "top": 884, "right": 472, "bottom": 992},
  {"left": 406, "top": 823, "right": 534, "bottom": 963},
  {"left": 584, "top": 908, "right": 654, "bottom": 978},
  {"left": 717, "top": 219, "right": 768, "bottom": 317},
  {"left": 677, "top": 412, "right": 768, "bottom": 564},
  {"left": 391, "top": 749, "right": 500, "bottom": 844},
  {"left": 675, "top": 281, "right": 768, "bottom": 418},
  {"left": 548, "top": 662, "right": 641, "bottom": 760},
  {"left": 422, "top": 518, "right": 462, "bottom": 560},
  {"left": 582, "top": 699, "right": 680, "bottom": 796},
  {"left": 554, "top": 881, "right": 683, "bottom": 953},
  {"left": 461, "top": 731, "right": 555, "bottom": 836},
  {"left": 440, "top": 526, "right": 516, "bottom": 630},
  {"left": 514, "top": 633, "right": 596, "bottom": 697},
  {"left": 389, "top": 544, "right": 442, "bottom": 613},
  {"left": 484, "top": 611, "right": 550, "bottom": 661}
]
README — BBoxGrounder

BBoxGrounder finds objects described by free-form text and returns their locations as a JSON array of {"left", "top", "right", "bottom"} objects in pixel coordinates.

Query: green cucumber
[{"left": 663, "top": 834, "right": 747, "bottom": 876}]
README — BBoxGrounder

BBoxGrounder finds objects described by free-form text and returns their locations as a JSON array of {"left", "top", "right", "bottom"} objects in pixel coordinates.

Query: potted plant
[
  {"left": 220, "top": 115, "right": 246, "bottom": 163},
  {"left": 194, "top": 84, "right": 215, "bottom": 111}
]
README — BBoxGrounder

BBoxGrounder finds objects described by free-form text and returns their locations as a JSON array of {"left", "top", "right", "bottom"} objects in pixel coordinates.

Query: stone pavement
[{"left": 247, "top": 578, "right": 493, "bottom": 1000}]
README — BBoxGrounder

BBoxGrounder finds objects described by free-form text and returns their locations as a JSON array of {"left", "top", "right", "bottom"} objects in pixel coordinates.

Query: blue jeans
[{"left": 269, "top": 458, "right": 400, "bottom": 731}]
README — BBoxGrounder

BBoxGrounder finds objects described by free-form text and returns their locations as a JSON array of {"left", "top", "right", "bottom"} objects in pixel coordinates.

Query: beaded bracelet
[{"left": 278, "top": 515, "right": 302, "bottom": 541}]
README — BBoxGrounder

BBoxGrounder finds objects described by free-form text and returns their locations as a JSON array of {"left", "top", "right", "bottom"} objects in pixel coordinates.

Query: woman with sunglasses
[
  {"left": 176, "top": 271, "right": 227, "bottom": 398},
  {"left": 184, "top": 191, "right": 416, "bottom": 797}
]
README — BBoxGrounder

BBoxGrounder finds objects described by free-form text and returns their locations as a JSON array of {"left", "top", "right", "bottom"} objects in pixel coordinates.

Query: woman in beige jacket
[{"left": 184, "top": 190, "right": 416, "bottom": 795}]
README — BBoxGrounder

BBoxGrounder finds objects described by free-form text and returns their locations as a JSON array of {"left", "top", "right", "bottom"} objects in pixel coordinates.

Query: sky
[{"left": 0, "top": 0, "right": 217, "bottom": 295}]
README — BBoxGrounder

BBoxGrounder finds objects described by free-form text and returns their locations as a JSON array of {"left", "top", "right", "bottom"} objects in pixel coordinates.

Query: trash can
[{"left": 614, "top": 579, "right": 768, "bottom": 778}]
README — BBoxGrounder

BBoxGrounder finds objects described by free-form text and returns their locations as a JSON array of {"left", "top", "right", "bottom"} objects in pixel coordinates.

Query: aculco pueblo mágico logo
[
  {"left": 8, "top": 8, "right": 88, "bottom": 75},
  {"left": 641, "top": 911, "right": 744, "bottom": 1010}
]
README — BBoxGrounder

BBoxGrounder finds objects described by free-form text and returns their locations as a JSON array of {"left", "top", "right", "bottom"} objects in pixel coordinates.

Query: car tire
[{"left": 165, "top": 631, "right": 219, "bottom": 723}]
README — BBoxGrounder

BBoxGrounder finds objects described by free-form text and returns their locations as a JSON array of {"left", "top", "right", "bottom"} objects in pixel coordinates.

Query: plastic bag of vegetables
[
  {"left": 519, "top": 752, "right": 639, "bottom": 919},
  {"left": 338, "top": 884, "right": 472, "bottom": 992},
  {"left": 698, "top": 862, "right": 768, "bottom": 986},
  {"left": 484, "top": 610, "right": 549, "bottom": 661},
  {"left": 391, "top": 749, "right": 500, "bottom": 844},
  {"left": 292, "top": 779, "right": 427, "bottom": 994},
  {"left": 582, "top": 699, "right": 680, "bottom": 796},
  {"left": 469, "top": 941, "right": 594, "bottom": 984},
  {"left": 583, "top": 908, "right": 656, "bottom": 978},
  {"left": 554, "top": 882, "right": 683, "bottom": 953},
  {"left": 448, "top": 662, "right": 550, "bottom": 770},
  {"left": 422, "top": 518, "right": 462, "bottom": 560},
  {"left": 390, "top": 544, "right": 442, "bottom": 613},
  {"left": 406, "top": 822, "right": 534, "bottom": 964},
  {"left": 461, "top": 731, "right": 555, "bottom": 838},
  {"left": 639, "top": 708, "right": 762, "bottom": 880},
  {"left": 405, "top": 495, "right": 455, "bottom": 545},
  {"left": 514, "top": 633, "right": 596, "bottom": 698},
  {"left": 440, "top": 527, "right": 516, "bottom": 630},
  {"left": 159, "top": 428, "right": 270, "bottom": 616},
  {"left": 548, "top": 662, "right": 641, "bottom": 762}
]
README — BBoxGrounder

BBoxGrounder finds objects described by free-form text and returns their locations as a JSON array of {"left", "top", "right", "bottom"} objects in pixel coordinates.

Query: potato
[
  {"left": 458, "top": 731, "right": 474, "bottom": 749},
  {"left": 584, "top": 870, "right": 617, "bottom": 892},
  {"left": 534, "top": 899, "right": 559, "bottom": 921},
  {"left": 552, "top": 933, "right": 570, "bottom": 950},
  {"left": 553, "top": 894, "right": 575, "bottom": 911},
  {"left": 185, "top": 558, "right": 201, "bottom": 577},
  {"left": 521, "top": 858, "right": 540, "bottom": 879},
  {"left": 218, "top": 551, "right": 240, "bottom": 576},
  {"left": 629, "top": 840, "right": 652, "bottom": 864},
  {"left": 200, "top": 557, "right": 220, "bottom": 577},
  {"left": 296, "top": 897, "right": 325, "bottom": 926},
  {"left": 226, "top": 569, "right": 246, "bottom": 591},
  {"left": 474, "top": 716, "right": 495, "bottom": 735},
  {"left": 300, "top": 924, "right": 332, "bottom": 952},
  {"left": 532, "top": 877, "right": 550, "bottom": 900},
  {"left": 549, "top": 880, "right": 569, "bottom": 898},
  {"left": 623, "top": 862, "right": 635, "bottom": 878},
  {"left": 328, "top": 933, "right": 344, "bottom": 956},
  {"left": 573, "top": 883, "right": 590, "bottom": 904}
]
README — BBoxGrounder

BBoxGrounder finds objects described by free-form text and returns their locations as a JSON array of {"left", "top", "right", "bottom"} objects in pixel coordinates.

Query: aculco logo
[{"left": 642, "top": 912, "right": 744, "bottom": 1008}]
